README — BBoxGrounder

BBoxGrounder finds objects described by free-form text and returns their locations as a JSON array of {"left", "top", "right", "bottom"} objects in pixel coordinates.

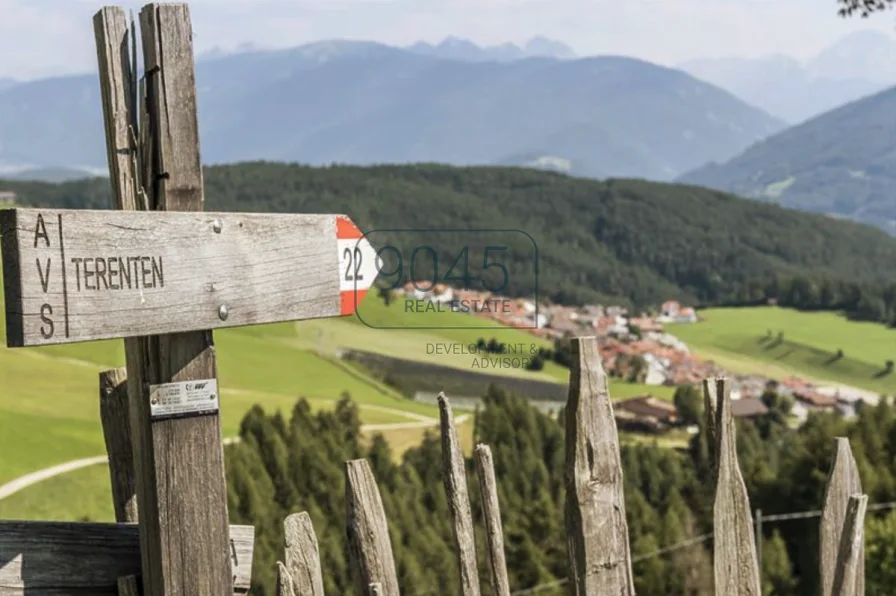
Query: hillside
[
  {"left": 0, "top": 42, "right": 783, "bottom": 181},
  {"left": 679, "top": 85, "right": 896, "bottom": 234},
  {"left": 5, "top": 163, "right": 896, "bottom": 309}
]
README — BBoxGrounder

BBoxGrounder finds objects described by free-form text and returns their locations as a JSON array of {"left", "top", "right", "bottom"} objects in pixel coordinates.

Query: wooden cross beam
[
  {"left": 0, "top": 520, "right": 254, "bottom": 595},
  {"left": 0, "top": 207, "right": 379, "bottom": 347}
]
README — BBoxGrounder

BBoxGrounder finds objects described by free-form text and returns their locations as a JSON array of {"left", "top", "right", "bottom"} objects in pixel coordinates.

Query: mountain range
[
  {"left": 0, "top": 39, "right": 783, "bottom": 182},
  {"left": 679, "top": 84, "right": 896, "bottom": 234},
  {"left": 405, "top": 36, "right": 576, "bottom": 62},
  {"left": 677, "top": 30, "right": 896, "bottom": 124}
]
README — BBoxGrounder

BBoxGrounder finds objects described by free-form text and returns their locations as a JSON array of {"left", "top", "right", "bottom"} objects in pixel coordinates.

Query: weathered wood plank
[
  {"left": 702, "top": 377, "right": 719, "bottom": 469},
  {"left": 99, "top": 367, "right": 138, "bottom": 523},
  {"left": 830, "top": 494, "right": 868, "bottom": 596},
  {"left": 118, "top": 575, "right": 141, "bottom": 596},
  {"left": 276, "top": 563, "right": 297, "bottom": 596},
  {"left": 0, "top": 521, "right": 253, "bottom": 595},
  {"left": 132, "top": 5, "right": 230, "bottom": 596},
  {"left": 438, "top": 394, "right": 481, "bottom": 596},
  {"left": 474, "top": 444, "right": 510, "bottom": 596},
  {"left": 93, "top": 6, "right": 141, "bottom": 213},
  {"left": 283, "top": 512, "right": 325, "bottom": 596},
  {"left": 710, "top": 377, "right": 761, "bottom": 596},
  {"left": 564, "top": 336, "right": 634, "bottom": 596},
  {"left": 0, "top": 207, "right": 378, "bottom": 347},
  {"left": 345, "top": 459, "right": 400, "bottom": 596},
  {"left": 820, "top": 438, "right": 864, "bottom": 596},
  {"left": 92, "top": 8, "right": 146, "bottom": 549}
]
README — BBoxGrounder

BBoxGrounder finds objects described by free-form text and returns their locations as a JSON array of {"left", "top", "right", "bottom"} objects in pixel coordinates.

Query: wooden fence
[
  {"left": 272, "top": 336, "right": 872, "bottom": 596},
  {"left": 1, "top": 335, "right": 872, "bottom": 594}
]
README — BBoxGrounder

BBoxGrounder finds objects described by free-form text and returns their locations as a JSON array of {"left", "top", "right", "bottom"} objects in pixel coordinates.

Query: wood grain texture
[
  {"left": 118, "top": 575, "right": 141, "bottom": 596},
  {"left": 134, "top": 5, "right": 231, "bottom": 596},
  {"left": 438, "top": 394, "right": 481, "bottom": 596},
  {"left": 474, "top": 444, "right": 510, "bottom": 596},
  {"left": 830, "top": 494, "right": 868, "bottom": 596},
  {"left": 711, "top": 378, "right": 761, "bottom": 596},
  {"left": 702, "top": 377, "right": 719, "bottom": 469},
  {"left": 276, "top": 563, "right": 297, "bottom": 596},
  {"left": 820, "top": 438, "right": 864, "bottom": 596},
  {"left": 93, "top": 6, "right": 141, "bottom": 213},
  {"left": 563, "top": 337, "right": 634, "bottom": 596},
  {"left": 0, "top": 208, "right": 343, "bottom": 347},
  {"left": 0, "top": 521, "right": 253, "bottom": 595},
  {"left": 283, "top": 512, "right": 325, "bottom": 596},
  {"left": 345, "top": 459, "right": 400, "bottom": 596},
  {"left": 100, "top": 367, "right": 138, "bottom": 523}
]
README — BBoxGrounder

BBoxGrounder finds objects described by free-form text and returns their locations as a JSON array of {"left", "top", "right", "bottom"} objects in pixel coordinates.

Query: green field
[
  {"left": 670, "top": 306, "right": 896, "bottom": 395},
  {"left": 0, "top": 273, "right": 671, "bottom": 520}
]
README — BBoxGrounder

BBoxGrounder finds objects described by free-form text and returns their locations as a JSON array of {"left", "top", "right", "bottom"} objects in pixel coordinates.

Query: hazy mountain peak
[
  {"left": 676, "top": 29, "right": 896, "bottom": 123},
  {"left": 405, "top": 36, "right": 575, "bottom": 62},
  {"left": 807, "top": 29, "right": 896, "bottom": 83},
  {"left": 524, "top": 36, "right": 576, "bottom": 58}
]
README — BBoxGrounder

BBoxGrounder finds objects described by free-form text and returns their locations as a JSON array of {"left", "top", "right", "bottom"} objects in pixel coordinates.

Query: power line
[{"left": 507, "top": 501, "right": 896, "bottom": 595}]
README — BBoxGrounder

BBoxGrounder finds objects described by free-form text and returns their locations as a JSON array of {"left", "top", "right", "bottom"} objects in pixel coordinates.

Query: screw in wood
[
  {"left": 218, "top": 304, "right": 229, "bottom": 320},
  {"left": 212, "top": 219, "right": 223, "bottom": 233}
]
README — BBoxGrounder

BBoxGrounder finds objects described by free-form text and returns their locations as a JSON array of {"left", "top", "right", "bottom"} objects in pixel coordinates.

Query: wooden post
[
  {"left": 96, "top": 4, "right": 233, "bottom": 594},
  {"left": 276, "top": 563, "right": 297, "bottom": 596},
  {"left": 93, "top": 7, "right": 142, "bottom": 567},
  {"left": 755, "top": 508, "right": 763, "bottom": 579},
  {"left": 474, "top": 444, "right": 510, "bottom": 596},
  {"left": 564, "top": 336, "right": 634, "bottom": 596},
  {"left": 703, "top": 378, "right": 719, "bottom": 469},
  {"left": 119, "top": 575, "right": 142, "bottom": 596},
  {"left": 280, "top": 512, "right": 325, "bottom": 596},
  {"left": 438, "top": 393, "right": 481, "bottom": 596},
  {"left": 709, "top": 378, "right": 761, "bottom": 595},
  {"left": 100, "top": 367, "right": 138, "bottom": 523},
  {"left": 830, "top": 494, "right": 868, "bottom": 596},
  {"left": 345, "top": 459, "right": 400, "bottom": 595},
  {"left": 820, "top": 438, "right": 864, "bottom": 596}
]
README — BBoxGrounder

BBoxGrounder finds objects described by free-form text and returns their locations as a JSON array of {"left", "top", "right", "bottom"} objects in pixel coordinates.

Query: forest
[
  {"left": 226, "top": 385, "right": 896, "bottom": 595},
  {"left": 4, "top": 163, "right": 896, "bottom": 313}
]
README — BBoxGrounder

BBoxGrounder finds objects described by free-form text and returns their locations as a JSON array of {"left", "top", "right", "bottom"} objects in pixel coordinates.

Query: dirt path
[{"left": 0, "top": 415, "right": 471, "bottom": 501}]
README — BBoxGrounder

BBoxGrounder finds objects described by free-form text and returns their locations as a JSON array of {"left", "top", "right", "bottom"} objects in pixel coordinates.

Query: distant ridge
[
  {"left": 405, "top": 35, "right": 576, "bottom": 61},
  {"left": 678, "top": 84, "right": 896, "bottom": 235},
  {"left": 0, "top": 41, "right": 782, "bottom": 183}
]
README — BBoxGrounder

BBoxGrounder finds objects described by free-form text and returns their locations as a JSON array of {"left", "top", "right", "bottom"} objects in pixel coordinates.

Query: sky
[{"left": 2, "top": 0, "right": 895, "bottom": 80}]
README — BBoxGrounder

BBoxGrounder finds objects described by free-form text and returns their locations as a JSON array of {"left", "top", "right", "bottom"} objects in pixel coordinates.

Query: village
[{"left": 398, "top": 280, "right": 871, "bottom": 432}]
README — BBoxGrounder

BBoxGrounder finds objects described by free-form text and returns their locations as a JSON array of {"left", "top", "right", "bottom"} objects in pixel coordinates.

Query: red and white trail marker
[
  {"left": 0, "top": 208, "right": 381, "bottom": 347},
  {"left": 336, "top": 215, "right": 381, "bottom": 316}
]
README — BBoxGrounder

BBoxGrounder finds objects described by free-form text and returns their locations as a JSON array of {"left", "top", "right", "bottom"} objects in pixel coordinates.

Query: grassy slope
[
  {"left": 670, "top": 306, "right": 896, "bottom": 394},
  {"left": 0, "top": 419, "right": 478, "bottom": 523}
]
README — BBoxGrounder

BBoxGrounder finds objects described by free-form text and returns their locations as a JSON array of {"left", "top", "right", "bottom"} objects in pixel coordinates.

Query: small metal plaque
[{"left": 149, "top": 379, "right": 219, "bottom": 420}]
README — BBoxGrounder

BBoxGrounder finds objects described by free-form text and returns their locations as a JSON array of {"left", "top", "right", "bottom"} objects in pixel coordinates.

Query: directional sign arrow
[{"left": 0, "top": 208, "right": 381, "bottom": 347}]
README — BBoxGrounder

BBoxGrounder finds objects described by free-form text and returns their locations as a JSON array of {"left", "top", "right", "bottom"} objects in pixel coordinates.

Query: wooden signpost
[
  {"left": 0, "top": 208, "right": 379, "bottom": 346},
  {"left": 0, "top": 4, "right": 379, "bottom": 594}
]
